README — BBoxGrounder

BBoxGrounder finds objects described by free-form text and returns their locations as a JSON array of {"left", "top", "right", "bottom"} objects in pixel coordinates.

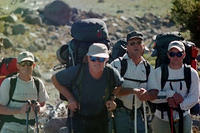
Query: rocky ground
[{"left": 0, "top": 0, "right": 199, "bottom": 132}]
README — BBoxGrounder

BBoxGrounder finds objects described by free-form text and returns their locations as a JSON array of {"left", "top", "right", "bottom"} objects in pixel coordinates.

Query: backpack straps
[
  {"left": 160, "top": 64, "right": 191, "bottom": 91},
  {"left": 143, "top": 60, "right": 151, "bottom": 81},
  {"left": 161, "top": 64, "right": 168, "bottom": 90},
  {"left": 8, "top": 76, "right": 40, "bottom": 105},
  {"left": 183, "top": 64, "right": 191, "bottom": 93},
  {"left": 118, "top": 57, "right": 127, "bottom": 77},
  {"left": 104, "top": 65, "right": 115, "bottom": 101},
  {"left": 33, "top": 77, "right": 40, "bottom": 99},
  {"left": 119, "top": 58, "right": 150, "bottom": 82},
  {"left": 8, "top": 76, "right": 17, "bottom": 105},
  {"left": 71, "top": 63, "right": 86, "bottom": 102}
]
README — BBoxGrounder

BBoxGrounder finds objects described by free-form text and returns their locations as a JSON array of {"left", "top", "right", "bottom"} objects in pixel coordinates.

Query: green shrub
[{"left": 171, "top": 0, "right": 200, "bottom": 47}]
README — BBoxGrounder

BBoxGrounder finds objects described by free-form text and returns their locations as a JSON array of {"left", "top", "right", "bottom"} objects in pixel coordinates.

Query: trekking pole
[
  {"left": 143, "top": 102, "right": 148, "bottom": 133},
  {"left": 134, "top": 96, "right": 137, "bottom": 133},
  {"left": 69, "top": 110, "right": 74, "bottom": 133},
  {"left": 26, "top": 101, "right": 31, "bottom": 133},
  {"left": 31, "top": 100, "right": 39, "bottom": 133},
  {"left": 34, "top": 107, "right": 39, "bottom": 133}
]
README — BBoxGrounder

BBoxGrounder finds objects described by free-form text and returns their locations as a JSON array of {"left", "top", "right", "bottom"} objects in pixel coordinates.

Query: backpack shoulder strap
[
  {"left": 104, "top": 65, "right": 115, "bottom": 101},
  {"left": 8, "top": 76, "right": 17, "bottom": 105},
  {"left": 143, "top": 60, "right": 151, "bottom": 80},
  {"left": 161, "top": 64, "right": 168, "bottom": 90},
  {"left": 184, "top": 64, "right": 191, "bottom": 93},
  {"left": 33, "top": 77, "right": 40, "bottom": 98},
  {"left": 119, "top": 57, "right": 127, "bottom": 77},
  {"left": 71, "top": 63, "right": 86, "bottom": 102}
]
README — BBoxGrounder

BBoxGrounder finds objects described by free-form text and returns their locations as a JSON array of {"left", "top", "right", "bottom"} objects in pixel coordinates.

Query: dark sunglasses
[
  {"left": 19, "top": 61, "right": 33, "bottom": 67},
  {"left": 128, "top": 41, "right": 142, "bottom": 46},
  {"left": 90, "top": 56, "right": 106, "bottom": 62},
  {"left": 168, "top": 52, "right": 183, "bottom": 57}
]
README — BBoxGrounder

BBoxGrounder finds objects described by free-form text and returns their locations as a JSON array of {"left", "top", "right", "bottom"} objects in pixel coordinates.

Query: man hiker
[
  {"left": 52, "top": 43, "right": 123, "bottom": 133},
  {"left": 111, "top": 31, "right": 158, "bottom": 133},
  {"left": 148, "top": 41, "right": 200, "bottom": 133},
  {"left": 0, "top": 51, "right": 49, "bottom": 133}
]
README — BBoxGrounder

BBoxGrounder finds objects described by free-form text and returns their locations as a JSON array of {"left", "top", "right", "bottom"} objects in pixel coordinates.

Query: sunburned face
[
  {"left": 17, "top": 61, "right": 34, "bottom": 76},
  {"left": 88, "top": 56, "right": 107, "bottom": 74},
  {"left": 127, "top": 38, "right": 144, "bottom": 58},
  {"left": 168, "top": 48, "right": 185, "bottom": 67}
]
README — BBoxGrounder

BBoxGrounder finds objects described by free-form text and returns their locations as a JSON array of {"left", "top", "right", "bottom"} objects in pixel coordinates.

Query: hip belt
[
  {"left": 74, "top": 111, "right": 108, "bottom": 120},
  {"left": 2, "top": 115, "right": 35, "bottom": 126}
]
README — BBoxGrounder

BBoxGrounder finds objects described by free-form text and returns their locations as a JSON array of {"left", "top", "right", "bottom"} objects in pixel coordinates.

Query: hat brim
[
  {"left": 128, "top": 36, "right": 143, "bottom": 41},
  {"left": 18, "top": 57, "right": 34, "bottom": 63},
  {"left": 168, "top": 46, "right": 184, "bottom": 52},
  {"left": 87, "top": 53, "right": 109, "bottom": 58}
]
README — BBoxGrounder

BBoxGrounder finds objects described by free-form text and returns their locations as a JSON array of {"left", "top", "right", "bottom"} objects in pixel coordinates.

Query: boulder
[
  {"left": 43, "top": 117, "right": 67, "bottom": 133},
  {"left": 24, "top": 14, "right": 43, "bottom": 25},
  {"left": 4, "top": 14, "right": 18, "bottom": 23},
  {"left": 43, "top": 0, "right": 71, "bottom": 26},
  {"left": 12, "top": 24, "right": 27, "bottom": 35},
  {"left": 34, "top": 38, "right": 47, "bottom": 50},
  {"left": 2, "top": 37, "right": 14, "bottom": 48}
]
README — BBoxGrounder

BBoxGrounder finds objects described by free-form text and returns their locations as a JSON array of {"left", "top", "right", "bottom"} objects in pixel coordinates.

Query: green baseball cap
[{"left": 17, "top": 51, "right": 35, "bottom": 63}]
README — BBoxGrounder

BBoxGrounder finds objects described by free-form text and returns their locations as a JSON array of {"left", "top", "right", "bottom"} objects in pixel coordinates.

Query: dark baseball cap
[{"left": 127, "top": 31, "right": 143, "bottom": 41}]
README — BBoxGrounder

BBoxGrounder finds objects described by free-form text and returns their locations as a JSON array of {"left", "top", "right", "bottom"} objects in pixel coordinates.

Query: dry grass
[{"left": 64, "top": 0, "right": 172, "bottom": 17}]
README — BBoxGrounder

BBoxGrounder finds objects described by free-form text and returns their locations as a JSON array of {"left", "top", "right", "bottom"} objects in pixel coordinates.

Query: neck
[
  {"left": 89, "top": 68, "right": 103, "bottom": 79},
  {"left": 18, "top": 74, "right": 32, "bottom": 81},
  {"left": 131, "top": 56, "right": 142, "bottom": 65},
  {"left": 169, "top": 63, "right": 183, "bottom": 69}
]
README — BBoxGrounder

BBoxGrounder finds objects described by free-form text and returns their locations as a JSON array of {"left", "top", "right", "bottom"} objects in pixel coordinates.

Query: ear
[
  {"left": 16, "top": 63, "right": 20, "bottom": 70},
  {"left": 182, "top": 52, "right": 186, "bottom": 59},
  {"left": 141, "top": 44, "right": 145, "bottom": 55},
  {"left": 167, "top": 52, "right": 170, "bottom": 59},
  {"left": 33, "top": 63, "right": 36, "bottom": 68}
]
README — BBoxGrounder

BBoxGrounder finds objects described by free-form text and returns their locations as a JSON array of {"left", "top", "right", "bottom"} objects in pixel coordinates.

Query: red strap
[{"left": 170, "top": 108, "right": 174, "bottom": 133}]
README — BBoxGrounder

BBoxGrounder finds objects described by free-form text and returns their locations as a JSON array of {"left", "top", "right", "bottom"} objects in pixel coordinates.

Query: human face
[
  {"left": 88, "top": 56, "right": 107, "bottom": 74},
  {"left": 168, "top": 48, "right": 185, "bottom": 67},
  {"left": 17, "top": 61, "right": 35, "bottom": 77},
  {"left": 127, "top": 38, "right": 144, "bottom": 58}
]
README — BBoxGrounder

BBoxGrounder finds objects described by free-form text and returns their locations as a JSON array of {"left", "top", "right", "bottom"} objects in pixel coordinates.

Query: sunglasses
[
  {"left": 19, "top": 61, "right": 33, "bottom": 67},
  {"left": 128, "top": 41, "right": 142, "bottom": 46},
  {"left": 168, "top": 52, "right": 183, "bottom": 57},
  {"left": 90, "top": 56, "right": 106, "bottom": 62}
]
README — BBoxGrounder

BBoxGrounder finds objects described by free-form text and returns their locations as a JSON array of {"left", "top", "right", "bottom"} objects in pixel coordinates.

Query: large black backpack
[
  {"left": 153, "top": 32, "right": 198, "bottom": 69},
  {"left": 109, "top": 39, "right": 127, "bottom": 63},
  {"left": 54, "top": 18, "right": 111, "bottom": 100},
  {"left": 152, "top": 32, "right": 184, "bottom": 68}
]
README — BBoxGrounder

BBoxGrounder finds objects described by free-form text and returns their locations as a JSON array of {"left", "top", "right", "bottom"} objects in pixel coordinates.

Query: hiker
[
  {"left": 0, "top": 51, "right": 49, "bottom": 133},
  {"left": 52, "top": 43, "right": 123, "bottom": 133},
  {"left": 111, "top": 31, "right": 158, "bottom": 133},
  {"left": 148, "top": 41, "right": 200, "bottom": 133}
]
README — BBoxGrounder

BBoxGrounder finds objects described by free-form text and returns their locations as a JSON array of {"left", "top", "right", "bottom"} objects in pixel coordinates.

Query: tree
[{"left": 171, "top": 0, "right": 200, "bottom": 47}]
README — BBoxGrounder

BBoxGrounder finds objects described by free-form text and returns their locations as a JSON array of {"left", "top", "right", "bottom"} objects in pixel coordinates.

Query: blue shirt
[{"left": 56, "top": 64, "right": 123, "bottom": 116}]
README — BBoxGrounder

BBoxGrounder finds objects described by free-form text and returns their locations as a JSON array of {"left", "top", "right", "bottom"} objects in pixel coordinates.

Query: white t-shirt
[
  {"left": 111, "top": 53, "right": 156, "bottom": 109},
  {"left": 0, "top": 76, "right": 49, "bottom": 132},
  {"left": 149, "top": 65, "right": 200, "bottom": 121}
]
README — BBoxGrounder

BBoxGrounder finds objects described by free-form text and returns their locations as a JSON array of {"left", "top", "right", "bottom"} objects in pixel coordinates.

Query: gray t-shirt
[{"left": 56, "top": 64, "right": 123, "bottom": 116}]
